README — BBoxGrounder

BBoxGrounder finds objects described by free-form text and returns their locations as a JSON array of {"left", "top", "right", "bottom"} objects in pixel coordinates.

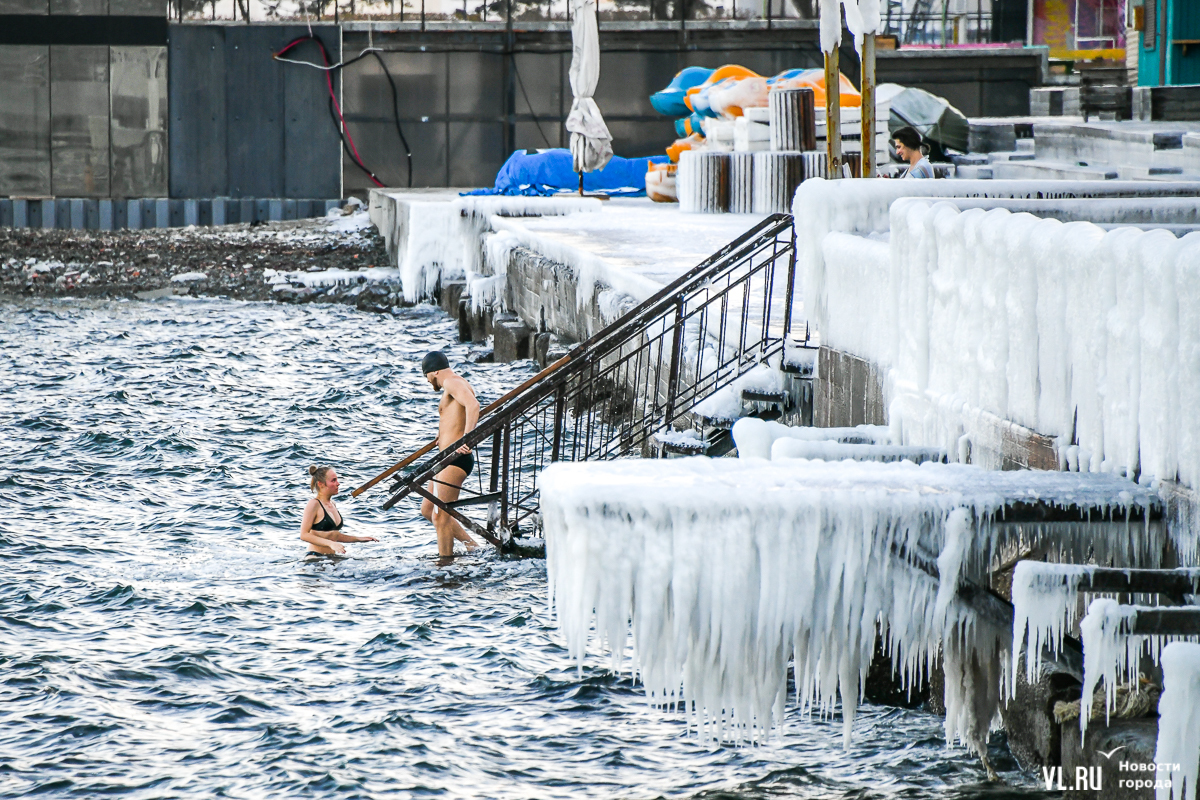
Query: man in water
[{"left": 420, "top": 351, "right": 482, "bottom": 557}]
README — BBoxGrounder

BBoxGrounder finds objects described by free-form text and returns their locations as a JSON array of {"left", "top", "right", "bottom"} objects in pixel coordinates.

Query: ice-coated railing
[{"left": 359, "top": 213, "right": 799, "bottom": 546}]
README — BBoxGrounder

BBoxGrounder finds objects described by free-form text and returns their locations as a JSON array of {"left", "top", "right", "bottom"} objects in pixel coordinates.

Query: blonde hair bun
[{"left": 308, "top": 465, "right": 318, "bottom": 476}]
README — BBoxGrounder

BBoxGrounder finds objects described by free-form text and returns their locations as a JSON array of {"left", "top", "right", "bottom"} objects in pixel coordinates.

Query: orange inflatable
[
  {"left": 771, "top": 68, "right": 861, "bottom": 108},
  {"left": 683, "top": 65, "right": 763, "bottom": 114},
  {"left": 666, "top": 133, "right": 704, "bottom": 163}
]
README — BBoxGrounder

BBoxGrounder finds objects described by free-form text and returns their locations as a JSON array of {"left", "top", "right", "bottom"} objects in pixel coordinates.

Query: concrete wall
[
  {"left": 167, "top": 24, "right": 342, "bottom": 199},
  {"left": 0, "top": 2, "right": 168, "bottom": 197},
  {"left": 339, "top": 23, "right": 1045, "bottom": 193}
]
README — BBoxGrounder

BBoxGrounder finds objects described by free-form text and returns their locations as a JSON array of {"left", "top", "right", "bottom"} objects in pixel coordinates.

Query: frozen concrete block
[
  {"left": 439, "top": 279, "right": 465, "bottom": 317},
  {"left": 493, "top": 316, "right": 532, "bottom": 363}
]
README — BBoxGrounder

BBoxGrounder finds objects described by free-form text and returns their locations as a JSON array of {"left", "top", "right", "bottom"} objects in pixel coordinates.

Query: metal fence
[{"left": 361, "top": 213, "right": 797, "bottom": 546}]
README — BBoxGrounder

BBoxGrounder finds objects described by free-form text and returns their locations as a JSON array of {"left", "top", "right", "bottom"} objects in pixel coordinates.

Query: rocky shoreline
[{"left": 0, "top": 210, "right": 415, "bottom": 314}]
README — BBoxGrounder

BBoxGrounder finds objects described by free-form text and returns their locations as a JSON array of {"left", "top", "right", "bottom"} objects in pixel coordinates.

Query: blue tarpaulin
[{"left": 464, "top": 149, "right": 668, "bottom": 197}]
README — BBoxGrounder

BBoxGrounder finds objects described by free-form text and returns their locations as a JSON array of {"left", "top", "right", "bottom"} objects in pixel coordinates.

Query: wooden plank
[
  {"left": 1028, "top": 567, "right": 1200, "bottom": 597},
  {"left": 282, "top": 24, "right": 341, "bottom": 199},
  {"left": 1131, "top": 608, "right": 1200, "bottom": 636},
  {"left": 225, "top": 26, "right": 283, "bottom": 198},
  {"left": 168, "top": 25, "right": 226, "bottom": 197}
]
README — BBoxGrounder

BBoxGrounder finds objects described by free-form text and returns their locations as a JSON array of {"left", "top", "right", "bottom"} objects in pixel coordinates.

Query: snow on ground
[{"left": 541, "top": 456, "right": 1159, "bottom": 752}]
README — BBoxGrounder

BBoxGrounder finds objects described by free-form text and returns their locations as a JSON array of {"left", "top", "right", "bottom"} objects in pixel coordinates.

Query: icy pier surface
[
  {"left": 490, "top": 197, "right": 767, "bottom": 302},
  {"left": 542, "top": 457, "right": 1159, "bottom": 753}
]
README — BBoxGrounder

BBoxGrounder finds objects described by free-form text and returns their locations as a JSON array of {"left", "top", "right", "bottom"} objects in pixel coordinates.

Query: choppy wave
[{"left": 0, "top": 297, "right": 1047, "bottom": 799}]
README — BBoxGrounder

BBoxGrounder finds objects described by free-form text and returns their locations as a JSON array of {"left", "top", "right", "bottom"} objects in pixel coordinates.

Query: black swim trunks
[{"left": 448, "top": 451, "right": 474, "bottom": 477}]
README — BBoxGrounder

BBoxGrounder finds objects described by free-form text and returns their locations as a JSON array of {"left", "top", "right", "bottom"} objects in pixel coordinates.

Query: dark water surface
[{"left": 1, "top": 298, "right": 1051, "bottom": 799}]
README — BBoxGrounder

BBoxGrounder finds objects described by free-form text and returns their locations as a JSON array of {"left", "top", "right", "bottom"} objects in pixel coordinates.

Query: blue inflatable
[
  {"left": 464, "top": 149, "right": 670, "bottom": 197},
  {"left": 649, "top": 66, "right": 713, "bottom": 117}
]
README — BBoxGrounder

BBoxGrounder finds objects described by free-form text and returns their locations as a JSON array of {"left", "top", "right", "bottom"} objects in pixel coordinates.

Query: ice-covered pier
[{"left": 362, "top": 175, "right": 1200, "bottom": 796}]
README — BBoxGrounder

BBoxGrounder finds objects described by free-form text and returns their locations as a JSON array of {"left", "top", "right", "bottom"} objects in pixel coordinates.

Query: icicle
[
  {"left": 1155, "top": 642, "right": 1200, "bottom": 800},
  {"left": 1079, "top": 598, "right": 1139, "bottom": 736},
  {"left": 1009, "top": 562, "right": 1093, "bottom": 698}
]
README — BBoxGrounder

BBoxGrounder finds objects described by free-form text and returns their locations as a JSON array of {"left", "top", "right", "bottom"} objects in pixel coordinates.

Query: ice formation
[
  {"left": 369, "top": 193, "right": 600, "bottom": 303},
  {"left": 732, "top": 417, "right": 892, "bottom": 460},
  {"left": 1155, "top": 642, "right": 1200, "bottom": 800},
  {"left": 771, "top": 439, "right": 944, "bottom": 464},
  {"left": 792, "top": 179, "right": 1200, "bottom": 561},
  {"left": 1079, "top": 599, "right": 1143, "bottom": 735},
  {"left": 542, "top": 457, "right": 1158, "bottom": 753},
  {"left": 1009, "top": 561, "right": 1094, "bottom": 694},
  {"left": 692, "top": 364, "right": 785, "bottom": 424}
]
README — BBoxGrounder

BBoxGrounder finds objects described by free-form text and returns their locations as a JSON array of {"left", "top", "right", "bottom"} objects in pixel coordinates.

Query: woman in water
[{"left": 300, "top": 465, "right": 378, "bottom": 555}]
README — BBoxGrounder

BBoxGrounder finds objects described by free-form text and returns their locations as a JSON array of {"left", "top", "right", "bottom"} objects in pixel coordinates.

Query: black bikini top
[{"left": 311, "top": 499, "right": 344, "bottom": 532}]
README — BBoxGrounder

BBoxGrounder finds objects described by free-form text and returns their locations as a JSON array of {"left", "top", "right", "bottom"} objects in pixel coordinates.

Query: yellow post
[
  {"left": 860, "top": 33, "right": 876, "bottom": 178},
  {"left": 825, "top": 46, "right": 841, "bottom": 178}
]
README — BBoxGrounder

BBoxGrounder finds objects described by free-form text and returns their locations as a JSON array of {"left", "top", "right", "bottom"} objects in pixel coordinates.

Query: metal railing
[{"left": 354, "top": 213, "right": 798, "bottom": 547}]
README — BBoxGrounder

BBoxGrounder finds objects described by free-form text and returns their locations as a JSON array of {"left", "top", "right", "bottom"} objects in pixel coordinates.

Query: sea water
[{"left": 1, "top": 297, "right": 1047, "bottom": 799}]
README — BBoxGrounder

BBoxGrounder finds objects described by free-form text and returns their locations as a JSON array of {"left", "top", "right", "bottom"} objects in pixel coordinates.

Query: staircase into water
[{"left": 353, "top": 213, "right": 804, "bottom": 548}]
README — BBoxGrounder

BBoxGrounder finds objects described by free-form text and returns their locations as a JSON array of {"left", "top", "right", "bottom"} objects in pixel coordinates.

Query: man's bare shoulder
[{"left": 443, "top": 373, "right": 476, "bottom": 401}]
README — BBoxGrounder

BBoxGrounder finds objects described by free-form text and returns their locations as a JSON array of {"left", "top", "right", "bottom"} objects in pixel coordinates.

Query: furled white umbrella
[{"left": 565, "top": 0, "right": 613, "bottom": 186}]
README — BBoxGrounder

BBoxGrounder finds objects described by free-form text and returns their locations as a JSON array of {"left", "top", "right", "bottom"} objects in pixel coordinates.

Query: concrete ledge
[{"left": 815, "top": 346, "right": 886, "bottom": 428}]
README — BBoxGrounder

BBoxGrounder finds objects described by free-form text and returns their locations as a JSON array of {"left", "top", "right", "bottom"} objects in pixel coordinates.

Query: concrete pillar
[
  {"left": 268, "top": 199, "right": 283, "bottom": 221},
  {"left": 155, "top": 198, "right": 169, "bottom": 228},
  {"left": 494, "top": 315, "right": 532, "bottom": 362},
  {"left": 213, "top": 197, "right": 227, "bottom": 226},
  {"left": 13, "top": 199, "right": 28, "bottom": 228},
  {"left": 825, "top": 47, "right": 842, "bottom": 178},
  {"left": 127, "top": 199, "right": 142, "bottom": 230},
  {"left": 439, "top": 279, "right": 466, "bottom": 317},
  {"left": 99, "top": 199, "right": 113, "bottom": 230},
  {"left": 41, "top": 199, "right": 56, "bottom": 229},
  {"left": 861, "top": 34, "right": 876, "bottom": 179},
  {"left": 184, "top": 199, "right": 199, "bottom": 227}
]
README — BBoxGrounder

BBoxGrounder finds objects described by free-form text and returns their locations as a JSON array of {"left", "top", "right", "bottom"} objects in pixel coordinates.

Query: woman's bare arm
[{"left": 299, "top": 499, "right": 346, "bottom": 553}]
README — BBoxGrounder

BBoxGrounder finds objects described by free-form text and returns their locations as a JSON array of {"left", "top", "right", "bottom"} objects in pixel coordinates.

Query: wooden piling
[
  {"left": 824, "top": 47, "right": 842, "bottom": 178},
  {"left": 860, "top": 33, "right": 876, "bottom": 179}
]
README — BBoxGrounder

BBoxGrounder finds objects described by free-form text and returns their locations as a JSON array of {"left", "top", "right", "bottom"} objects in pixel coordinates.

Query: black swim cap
[{"left": 421, "top": 351, "right": 450, "bottom": 375}]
